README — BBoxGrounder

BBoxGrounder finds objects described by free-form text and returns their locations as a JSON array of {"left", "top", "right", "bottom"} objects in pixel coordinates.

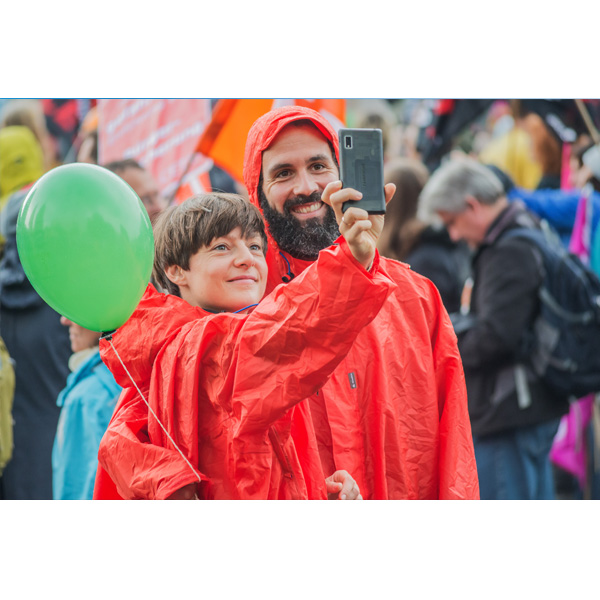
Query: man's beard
[{"left": 258, "top": 190, "right": 340, "bottom": 261}]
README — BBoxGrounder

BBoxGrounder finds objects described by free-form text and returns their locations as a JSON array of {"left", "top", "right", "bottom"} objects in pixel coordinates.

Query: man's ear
[
  {"left": 464, "top": 195, "right": 480, "bottom": 212},
  {"left": 164, "top": 264, "right": 187, "bottom": 287}
]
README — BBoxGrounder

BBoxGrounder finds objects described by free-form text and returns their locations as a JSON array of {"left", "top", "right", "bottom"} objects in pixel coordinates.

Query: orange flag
[{"left": 197, "top": 99, "right": 346, "bottom": 184}]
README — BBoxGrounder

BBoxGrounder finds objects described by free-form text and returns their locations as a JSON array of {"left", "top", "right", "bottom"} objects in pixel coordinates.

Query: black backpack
[{"left": 503, "top": 224, "right": 600, "bottom": 398}]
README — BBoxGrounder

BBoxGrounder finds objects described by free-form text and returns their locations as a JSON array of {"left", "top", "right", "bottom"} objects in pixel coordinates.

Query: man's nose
[{"left": 293, "top": 169, "right": 319, "bottom": 197}]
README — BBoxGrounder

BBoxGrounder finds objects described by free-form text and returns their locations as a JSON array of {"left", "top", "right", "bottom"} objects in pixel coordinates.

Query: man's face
[
  {"left": 119, "top": 167, "right": 168, "bottom": 223},
  {"left": 259, "top": 124, "right": 340, "bottom": 260},
  {"left": 173, "top": 227, "right": 268, "bottom": 313},
  {"left": 437, "top": 197, "right": 488, "bottom": 249}
]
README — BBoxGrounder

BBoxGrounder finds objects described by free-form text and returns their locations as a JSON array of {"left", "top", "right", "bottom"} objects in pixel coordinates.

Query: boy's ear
[{"left": 164, "top": 264, "right": 187, "bottom": 287}]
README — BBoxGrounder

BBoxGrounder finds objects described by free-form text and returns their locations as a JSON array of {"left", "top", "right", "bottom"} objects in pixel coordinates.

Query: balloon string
[{"left": 106, "top": 338, "right": 204, "bottom": 490}]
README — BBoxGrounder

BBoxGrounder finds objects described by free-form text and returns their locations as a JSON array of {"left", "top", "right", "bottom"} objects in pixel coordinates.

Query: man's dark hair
[
  {"left": 103, "top": 158, "right": 144, "bottom": 174},
  {"left": 152, "top": 193, "right": 268, "bottom": 297},
  {"left": 285, "top": 119, "right": 339, "bottom": 169}
]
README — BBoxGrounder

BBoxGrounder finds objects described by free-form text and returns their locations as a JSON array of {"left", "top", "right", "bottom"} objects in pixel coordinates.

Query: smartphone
[{"left": 338, "top": 128, "right": 386, "bottom": 214}]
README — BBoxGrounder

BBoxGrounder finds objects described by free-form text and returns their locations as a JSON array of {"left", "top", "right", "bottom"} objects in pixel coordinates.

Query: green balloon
[{"left": 17, "top": 163, "right": 154, "bottom": 332}]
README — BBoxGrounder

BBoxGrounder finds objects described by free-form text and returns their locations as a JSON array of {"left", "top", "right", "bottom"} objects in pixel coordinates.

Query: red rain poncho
[
  {"left": 95, "top": 240, "right": 394, "bottom": 499},
  {"left": 241, "top": 106, "right": 479, "bottom": 499}
]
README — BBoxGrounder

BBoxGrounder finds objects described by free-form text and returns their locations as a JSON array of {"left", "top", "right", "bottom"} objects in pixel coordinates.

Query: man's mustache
[{"left": 283, "top": 191, "right": 323, "bottom": 215}]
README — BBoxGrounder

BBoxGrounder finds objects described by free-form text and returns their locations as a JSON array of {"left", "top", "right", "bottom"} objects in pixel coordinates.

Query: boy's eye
[{"left": 213, "top": 243, "right": 228, "bottom": 251}]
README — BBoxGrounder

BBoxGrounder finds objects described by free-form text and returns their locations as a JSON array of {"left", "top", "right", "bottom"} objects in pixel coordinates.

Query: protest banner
[
  {"left": 97, "top": 99, "right": 213, "bottom": 202},
  {"left": 98, "top": 99, "right": 345, "bottom": 200}
]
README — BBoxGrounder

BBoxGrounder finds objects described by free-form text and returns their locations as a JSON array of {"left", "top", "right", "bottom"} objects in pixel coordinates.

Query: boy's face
[{"left": 170, "top": 227, "right": 268, "bottom": 313}]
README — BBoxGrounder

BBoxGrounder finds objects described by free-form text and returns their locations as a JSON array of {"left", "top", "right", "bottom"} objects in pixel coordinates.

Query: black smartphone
[{"left": 338, "top": 128, "right": 386, "bottom": 214}]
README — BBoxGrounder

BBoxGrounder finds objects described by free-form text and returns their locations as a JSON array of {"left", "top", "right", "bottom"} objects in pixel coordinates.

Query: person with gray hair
[
  {"left": 420, "top": 157, "right": 568, "bottom": 500},
  {"left": 419, "top": 159, "right": 506, "bottom": 240}
]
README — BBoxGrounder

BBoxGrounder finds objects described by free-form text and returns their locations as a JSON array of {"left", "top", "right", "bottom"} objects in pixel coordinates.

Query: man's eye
[{"left": 276, "top": 169, "right": 291, "bottom": 179}]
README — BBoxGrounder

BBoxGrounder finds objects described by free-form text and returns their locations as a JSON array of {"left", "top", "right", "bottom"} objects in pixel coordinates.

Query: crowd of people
[{"left": 1, "top": 98, "right": 599, "bottom": 501}]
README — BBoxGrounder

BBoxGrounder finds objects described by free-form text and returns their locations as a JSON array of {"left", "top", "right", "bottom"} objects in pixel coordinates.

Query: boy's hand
[{"left": 322, "top": 181, "right": 395, "bottom": 269}]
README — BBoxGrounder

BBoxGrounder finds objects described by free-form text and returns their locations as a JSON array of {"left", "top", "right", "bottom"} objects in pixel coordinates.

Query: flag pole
[{"left": 574, "top": 99, "right": 600, "bottom": 145}]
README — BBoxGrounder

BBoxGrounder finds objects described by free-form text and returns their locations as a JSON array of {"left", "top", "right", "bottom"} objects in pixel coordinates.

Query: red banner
[{"left": 98, "top": 99, "right": 212, "bottom": 201}]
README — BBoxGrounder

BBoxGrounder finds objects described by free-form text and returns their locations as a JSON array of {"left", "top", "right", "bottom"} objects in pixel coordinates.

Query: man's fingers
[
  {"left": 322, "top": 180, "right": 343, "bottom": 208},
  {"left": 384, "top": 182, "right": 396, "bottom": 206},
  {"left": 324, "top": 181, "right": 363, "bottom": 225},
  {"left": 340, "top": 207, "right": 371, "bottom": 237},
  {"left": 343, "top": 206, "right": 370, "bottom": 223}
]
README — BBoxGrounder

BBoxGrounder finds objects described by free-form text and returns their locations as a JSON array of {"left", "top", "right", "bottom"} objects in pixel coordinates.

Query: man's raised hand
[{"left": 322, "top": 180, "right": 396, "bottom": 269}]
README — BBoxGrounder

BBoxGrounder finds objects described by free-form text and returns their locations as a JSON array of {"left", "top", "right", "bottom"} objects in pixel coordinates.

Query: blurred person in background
[
  {"left": 104, "top": 159, "right": 169, "bottom": 224},
  {"left": 523, "top": 113, "right": 562, "bottom": 190},
  {"left": 40, "top": 99, "right": 82, "bottom": 165},
  {"left": 420, "top": 158, "right": 568, "bottom": 500},
  {"left": 506, "top": 137, "right": 600, "bottom": 248},
  {"left": 76, "top": 130, "right": 98, "bottom": 165},
  {"left": 0, "top": 126, "right": 45, "bottom": 230},
  {"left": 63, "top": 106, "right": 98, "bottom": 165},
  {"left": 0, "top": 99, "right": 56, "bottom": 172},
  {"left": 52, "top": 317, "right": 120, "bottom": 500},
  {"left": 479, "top": 117, "right": 543, "bottom": 190},
  {"left": 0, "top": 126, "right": 71, "bottom": 500},
  {"left": 572, "top": 136, "right": 600, "bottom": 193},
  {"left": 378, "top": 157, "right": 471, "bottom": 314}
]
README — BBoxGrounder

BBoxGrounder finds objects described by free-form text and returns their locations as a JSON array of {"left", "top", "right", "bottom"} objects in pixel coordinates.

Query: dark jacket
[
  {"left": 405, "top": 225, "right": 471, "bottom": 314},
  {"left": 458, "top": 200, "right": 568, "bottom": 438},
  {"left": 0, "top": 189, "right": 71, "bottom": 499}
]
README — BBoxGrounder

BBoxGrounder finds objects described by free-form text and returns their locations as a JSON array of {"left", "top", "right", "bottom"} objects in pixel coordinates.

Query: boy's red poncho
[{"left": 95, "top": 241, "right": 394, "bottom": 499}]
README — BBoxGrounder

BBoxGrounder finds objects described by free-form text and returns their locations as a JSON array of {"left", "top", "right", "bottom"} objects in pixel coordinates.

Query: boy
[{"left": 97, "top": 190, "right": 394, "bottom": 499}]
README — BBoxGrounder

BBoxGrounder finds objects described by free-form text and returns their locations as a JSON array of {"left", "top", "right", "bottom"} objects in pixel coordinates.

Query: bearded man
[{"left": 242, "top": 106, "right": 479, "bottom": 499}]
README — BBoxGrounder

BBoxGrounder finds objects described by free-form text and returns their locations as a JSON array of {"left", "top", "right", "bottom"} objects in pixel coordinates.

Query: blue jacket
[
  {"left": 508, "top": 187, "right": 600, "bottom": 247},
  {"left": 52, "top": 350, "right": 121, "bottom": 500}
]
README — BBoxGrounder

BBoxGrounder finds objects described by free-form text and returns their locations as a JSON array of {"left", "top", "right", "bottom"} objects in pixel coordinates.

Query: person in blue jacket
[
  {"left": 52, "top": 317, "right": 121, "bottom": 500},
  {"left": 498, "top": 140, "right": 600, "bottom": 248}
]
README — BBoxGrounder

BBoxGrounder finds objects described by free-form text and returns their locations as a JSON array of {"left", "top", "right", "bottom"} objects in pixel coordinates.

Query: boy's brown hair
[{"left": 152, "top": 193, "right": 268, "bottom": 297}]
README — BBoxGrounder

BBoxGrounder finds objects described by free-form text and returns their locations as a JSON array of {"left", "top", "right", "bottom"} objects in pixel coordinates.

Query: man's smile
[{"left": 289, "top": 201, "right": 327, "bottom": 220}]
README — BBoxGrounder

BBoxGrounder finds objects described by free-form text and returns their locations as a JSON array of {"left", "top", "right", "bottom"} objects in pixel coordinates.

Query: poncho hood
[{"left": 243, "top": 105, "right": 340, "bottom": 213}]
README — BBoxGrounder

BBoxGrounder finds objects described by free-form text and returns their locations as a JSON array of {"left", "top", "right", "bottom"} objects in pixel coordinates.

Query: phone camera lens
[{"left": 345, "top": 136, "right": 352, "bottom": 149}]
